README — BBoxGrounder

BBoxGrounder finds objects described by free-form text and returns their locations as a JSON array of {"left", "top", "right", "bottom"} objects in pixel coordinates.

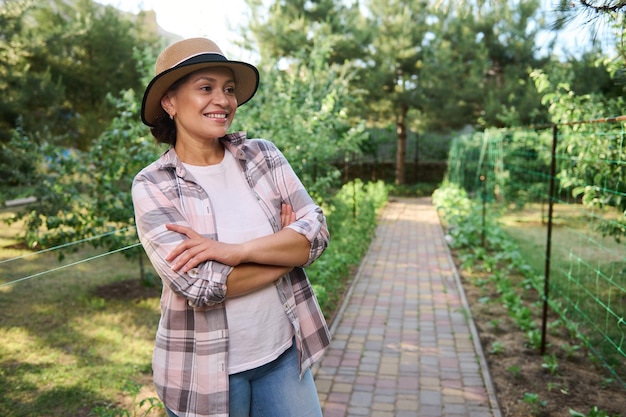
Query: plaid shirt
[{"left": 131, "top": 132, "right": 331, "bottom": 417}]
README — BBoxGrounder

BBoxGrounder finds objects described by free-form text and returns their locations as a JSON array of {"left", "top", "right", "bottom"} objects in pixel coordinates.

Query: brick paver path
[{"left": 313, "top": 197, "right": 501, "bottom": 417}]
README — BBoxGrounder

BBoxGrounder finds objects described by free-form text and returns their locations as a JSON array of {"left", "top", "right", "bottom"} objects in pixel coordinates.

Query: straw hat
[{"left": 141, "top": 38, "right": 259, "bottom": 127}]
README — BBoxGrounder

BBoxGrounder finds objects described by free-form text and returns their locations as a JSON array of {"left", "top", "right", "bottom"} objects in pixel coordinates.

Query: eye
[{"left": 225, "top": 86, "right": 236, "bottom": 95}]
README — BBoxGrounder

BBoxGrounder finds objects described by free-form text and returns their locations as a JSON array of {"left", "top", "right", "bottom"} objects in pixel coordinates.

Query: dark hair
[{"left": 150, "top": 116, "right": 177, "bottom": 146}]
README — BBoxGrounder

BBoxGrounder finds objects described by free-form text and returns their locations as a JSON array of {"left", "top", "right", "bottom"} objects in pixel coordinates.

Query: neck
[{"left": 175, "top": 137, "right": 225, "bottom": 166}]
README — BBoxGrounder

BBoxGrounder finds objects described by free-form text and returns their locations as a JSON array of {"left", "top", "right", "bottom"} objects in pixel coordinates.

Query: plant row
[{"left": 432, "top": 182, "right": 620, "bottom": 417}]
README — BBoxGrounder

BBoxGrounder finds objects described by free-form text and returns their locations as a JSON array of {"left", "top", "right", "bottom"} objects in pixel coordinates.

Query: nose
[{"left": 213, "top": 88, "right": 230, "bottom": 106}]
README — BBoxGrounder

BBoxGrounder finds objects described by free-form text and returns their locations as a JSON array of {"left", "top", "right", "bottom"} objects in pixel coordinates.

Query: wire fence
[
  {"left": 446, "top": 118, "right": 626, "bottom": 386},
  {"left": 0, "top": 226, "right": 141, "bottom": 288}
]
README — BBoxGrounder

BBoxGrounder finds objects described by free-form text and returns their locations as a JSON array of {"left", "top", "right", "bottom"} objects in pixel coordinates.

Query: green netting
[{"left": 447, "top": 122, "right": 626, "bottom": 386}]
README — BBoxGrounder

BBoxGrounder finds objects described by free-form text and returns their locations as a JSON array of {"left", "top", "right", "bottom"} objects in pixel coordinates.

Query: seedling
[
  {"left": 569, "top": 406, "right": 618, "bottom": 417},
  {"left": 561, "top": 343, "right": 581, "bottom": 360},
  {"left": 490, "top": 340, "right": 505, "bottom": 354},
  {"left": 541, "top": 353, "right": 559, "bottom": 375},
  {"left": 526, "top": 329, "right": 543, "bottom": 350},
  {"left": 546, "top": 381, "right": 569, "bottom": 394},
  {"left": 507, "top": 365, "right": 521, "bottom": 377},
  {"left": 489, "top": 318, "right": 501, "bottom": 330},
  {"left": 513, "top": 306, "right": 535, "bottom": 332},
  {"left": 522, "top": 392, "right": 547, "bottom": 416}
]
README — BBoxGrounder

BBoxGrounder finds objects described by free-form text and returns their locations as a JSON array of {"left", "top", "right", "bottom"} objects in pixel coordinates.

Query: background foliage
[{"left": 2, "top": 0, "right": 626, "bottom": 414}]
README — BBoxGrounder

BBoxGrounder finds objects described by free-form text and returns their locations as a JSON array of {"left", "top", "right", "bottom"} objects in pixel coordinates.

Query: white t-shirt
[{"left": 183, "top": 151, "right": 294, "bottom": 374}]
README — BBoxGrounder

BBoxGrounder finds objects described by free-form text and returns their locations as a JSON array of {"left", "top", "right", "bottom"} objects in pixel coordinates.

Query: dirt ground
[{"left": 450, "top": 249, "right": 626, "bottom": 417}]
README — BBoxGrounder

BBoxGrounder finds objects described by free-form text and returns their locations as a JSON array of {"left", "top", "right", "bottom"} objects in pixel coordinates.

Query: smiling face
[{"left": 161, "top": 66, "right": 238, "bottom": 143}]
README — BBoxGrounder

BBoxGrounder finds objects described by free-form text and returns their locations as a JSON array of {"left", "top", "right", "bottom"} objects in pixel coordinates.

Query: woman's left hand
[
  {"left": 164, "top": 224, "right": 243, "bottom": 272},
  {"left": 280, "top": 203, "right": 296, "bottom": 228}
]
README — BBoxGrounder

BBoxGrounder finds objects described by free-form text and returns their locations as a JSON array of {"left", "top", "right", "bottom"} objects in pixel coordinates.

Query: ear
[{"left": 161, "top": 94, "right": 175, "bottom": 117}]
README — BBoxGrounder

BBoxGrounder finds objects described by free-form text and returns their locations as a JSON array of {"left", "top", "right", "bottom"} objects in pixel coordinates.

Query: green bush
[{"left": 308, "top": 180, "right": 387, "bottom": 317}]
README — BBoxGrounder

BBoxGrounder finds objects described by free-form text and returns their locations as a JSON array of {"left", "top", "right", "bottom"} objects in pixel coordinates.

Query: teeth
[{"left": 206, "top": 113, "right": 227, "bottom": 118}]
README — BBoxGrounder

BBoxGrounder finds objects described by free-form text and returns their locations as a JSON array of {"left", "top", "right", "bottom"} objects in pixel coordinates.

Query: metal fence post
[
  {"left": 481, "top": 173, "right": 487, "bottom": 247},
  {"left": 541, "top": 124, "right": 558, "bottom": 355}
]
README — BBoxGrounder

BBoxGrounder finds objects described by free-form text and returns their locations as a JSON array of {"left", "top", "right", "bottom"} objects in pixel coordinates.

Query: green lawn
[
  {"left": 499, "top": 202, "right": 624, "bottom": 281},
  {"left": 1, "top": 210, "right": 164, "bottom": 417}
]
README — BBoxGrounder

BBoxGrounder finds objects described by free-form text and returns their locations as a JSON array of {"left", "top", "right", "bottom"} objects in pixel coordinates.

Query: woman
[{"left": 132, "top": 38, "right": 331, "bottom": 417}]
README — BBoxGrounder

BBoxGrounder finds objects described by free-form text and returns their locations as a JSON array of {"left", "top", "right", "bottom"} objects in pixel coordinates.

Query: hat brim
[{"left": 141, "top": 54, "right": 259, "bottom": 127}]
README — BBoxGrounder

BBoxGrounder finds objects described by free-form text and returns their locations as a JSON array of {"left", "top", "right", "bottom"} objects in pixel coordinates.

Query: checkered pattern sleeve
[
  {"left": 232, "top": 138, "right": 330, "bottom": 266},
  {"left": 132, "top": 157, "right": 232, "bottom": 307}
]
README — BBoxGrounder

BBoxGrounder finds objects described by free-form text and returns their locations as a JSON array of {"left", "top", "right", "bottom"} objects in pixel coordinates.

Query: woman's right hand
[
  {"left": 165, "top": 204, "right": 302, "bottom": 274},
  {"left": 164, "top": 224, "right": 243, "bottom": 271}
]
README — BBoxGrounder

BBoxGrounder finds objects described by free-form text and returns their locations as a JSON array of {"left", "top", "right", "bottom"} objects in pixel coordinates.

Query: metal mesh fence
[{"left": 446, "top": 119, "right": 626, "bottom": 386}]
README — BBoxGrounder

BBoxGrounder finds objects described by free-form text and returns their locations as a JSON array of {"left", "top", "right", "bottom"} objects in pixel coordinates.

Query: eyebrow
[{"left": 195, "top": 75, "right": 236, "bottom": 84}]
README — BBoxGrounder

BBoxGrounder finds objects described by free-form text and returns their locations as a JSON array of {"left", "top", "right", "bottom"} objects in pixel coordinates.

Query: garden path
[{"left": 313, "top": 197, "right": 502, "bottom": 417}]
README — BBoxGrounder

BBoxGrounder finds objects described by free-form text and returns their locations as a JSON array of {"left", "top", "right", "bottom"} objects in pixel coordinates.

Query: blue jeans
[{"left": 166, "top": 341, "right": 322, "bottom": 417}]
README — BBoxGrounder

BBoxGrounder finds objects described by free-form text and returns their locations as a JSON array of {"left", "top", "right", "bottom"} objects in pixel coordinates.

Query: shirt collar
[{"left": 156, "top": 131, "right": 249, "bottom": 172}]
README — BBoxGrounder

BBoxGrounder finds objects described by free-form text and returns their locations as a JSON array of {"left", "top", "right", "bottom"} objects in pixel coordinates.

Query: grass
[
  {"left": 499, "top": 202, "right": 624, "bottom": 301},
  {"left": 499, "top": 203, "right": 624, "bottom": 270},
  {"left": 1, "top": 210, "right": 162, "bottom": 417}
]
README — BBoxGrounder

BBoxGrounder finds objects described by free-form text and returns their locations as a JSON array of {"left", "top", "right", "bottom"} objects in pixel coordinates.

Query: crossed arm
[{"left": 164, "top": 204, "right": 310, "bottom": 298}]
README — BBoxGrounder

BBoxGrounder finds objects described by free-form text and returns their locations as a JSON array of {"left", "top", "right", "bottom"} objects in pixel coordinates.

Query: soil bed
[{"left": 451, "top": 249, "right": 626, "bottom": 417}]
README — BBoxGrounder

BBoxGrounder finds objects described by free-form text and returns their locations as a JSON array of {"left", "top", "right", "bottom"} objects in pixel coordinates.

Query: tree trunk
[{"left": 395, "top": 105, "right": 408, "bottom": 185}]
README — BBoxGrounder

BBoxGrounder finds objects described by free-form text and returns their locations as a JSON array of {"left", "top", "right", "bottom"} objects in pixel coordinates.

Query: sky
[
  {"left": 95, "top": 0, "right": 615, "bottom": 61},
  {"left": 94, "top": 0, "right": 253, "bottom": 60}
]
